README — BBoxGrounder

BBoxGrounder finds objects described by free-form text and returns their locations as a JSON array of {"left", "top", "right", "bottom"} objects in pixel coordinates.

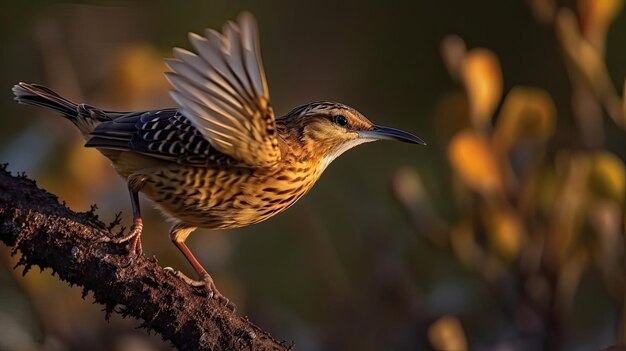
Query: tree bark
[{"left": 0, "top": 165, "right": 291, "bottom": 351}]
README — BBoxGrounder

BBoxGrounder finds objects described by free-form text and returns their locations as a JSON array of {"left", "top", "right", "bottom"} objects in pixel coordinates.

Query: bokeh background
[{"left": 1, "top": 0, "right": 625, "bottom": 350}]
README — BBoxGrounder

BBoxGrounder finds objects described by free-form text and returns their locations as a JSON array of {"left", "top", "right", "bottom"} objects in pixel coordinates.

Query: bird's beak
[{"left": 359, "top": 125, "right": 426, "bottom": 145}]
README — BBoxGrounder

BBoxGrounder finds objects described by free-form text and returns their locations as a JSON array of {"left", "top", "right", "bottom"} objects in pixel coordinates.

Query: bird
[{"left": 12, "top": 12, "right": 424, "bottom": 309}]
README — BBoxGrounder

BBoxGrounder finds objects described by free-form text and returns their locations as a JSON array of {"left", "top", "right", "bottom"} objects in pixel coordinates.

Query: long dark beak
[{"left": 359, "top": 125, "right": 426, "bottom": 145}]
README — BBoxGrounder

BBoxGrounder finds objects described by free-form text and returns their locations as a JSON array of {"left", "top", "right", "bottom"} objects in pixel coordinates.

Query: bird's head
[{"left": 277, "top": 102, "right": 425, "bottom": 170}]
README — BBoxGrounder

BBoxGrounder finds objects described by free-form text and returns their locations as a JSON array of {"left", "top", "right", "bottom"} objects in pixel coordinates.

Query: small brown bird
[{"left": 13, "top": 12, "right": 424, "bottom": 307}]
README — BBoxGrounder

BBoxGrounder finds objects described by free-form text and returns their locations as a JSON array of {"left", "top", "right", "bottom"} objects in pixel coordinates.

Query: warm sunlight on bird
[{"left": 12, "top": 12, "right": 424, "bottom": 308}]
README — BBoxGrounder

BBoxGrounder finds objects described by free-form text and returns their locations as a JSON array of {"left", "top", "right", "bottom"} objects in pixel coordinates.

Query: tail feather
[
  {"left": 12, "top": 82, "right": 79, "bottom": 119},
  {"left": 12, "top": 82, "right": 122, "bottom": 137}
]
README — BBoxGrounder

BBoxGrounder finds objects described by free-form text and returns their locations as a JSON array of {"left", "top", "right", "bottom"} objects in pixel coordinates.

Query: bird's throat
[{"left": 318, "top": 138, "right": 375, "bottom": 173}]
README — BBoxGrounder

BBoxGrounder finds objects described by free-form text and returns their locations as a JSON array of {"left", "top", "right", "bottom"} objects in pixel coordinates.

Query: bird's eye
[{"left": 333, "top": 115, "right": 348, "bottom": 126}]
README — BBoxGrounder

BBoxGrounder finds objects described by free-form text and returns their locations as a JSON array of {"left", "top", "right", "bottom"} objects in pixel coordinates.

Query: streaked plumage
[{"left": 13, "top": 12, "right": 424, "bottom": 308}]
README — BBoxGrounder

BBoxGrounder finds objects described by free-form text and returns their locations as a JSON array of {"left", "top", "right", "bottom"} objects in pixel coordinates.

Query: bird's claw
[
  {"left": 100, "top": 223, "right": 143, "bottom": 243},
  {"left": 164, "top": 267, "right": 207, "bottom": 287},
  {"left": 99, "top": 224, "right": 143, "bottom": 256},
  {"left": 164, "top": 267, "right": 235, "bottom": 311}
]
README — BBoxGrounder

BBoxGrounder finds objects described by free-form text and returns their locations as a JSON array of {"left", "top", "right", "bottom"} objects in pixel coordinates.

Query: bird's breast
[{"left": 142, "top": 160, "right": 324, "bottom": 229}]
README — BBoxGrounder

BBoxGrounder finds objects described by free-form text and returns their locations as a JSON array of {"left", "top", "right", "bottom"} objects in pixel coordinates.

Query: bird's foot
[
  {"left": 100, "top": 222, "right": 143, "bottom": 256},
  {"left": 164, "top": 267, "right": 235, "bottom": 311}
]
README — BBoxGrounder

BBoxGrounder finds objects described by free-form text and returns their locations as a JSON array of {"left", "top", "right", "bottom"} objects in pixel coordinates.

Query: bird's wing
[
  {"left": 165, "top": 12, "right": 279, "bottom": 168},
  {"left": 87, "top": 109, "right": 241, "bottom": 167}
]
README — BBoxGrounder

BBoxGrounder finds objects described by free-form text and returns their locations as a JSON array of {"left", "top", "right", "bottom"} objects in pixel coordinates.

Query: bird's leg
[
  {"left": 164, "top": 223, "right": 234, "bottom": 310},
  {"left": 101, "top": 176, "right": 145, "bottom": 255}
]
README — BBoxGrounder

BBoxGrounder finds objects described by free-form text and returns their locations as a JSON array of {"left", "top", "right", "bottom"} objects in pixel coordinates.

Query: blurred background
[{"left": 0, "top": 0, "right": 625, "bottom": 350}]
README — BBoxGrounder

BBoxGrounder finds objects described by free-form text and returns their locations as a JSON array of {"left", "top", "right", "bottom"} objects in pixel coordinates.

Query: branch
[{"left": 0, "top": 165, "right": 291, "bottom": 351}]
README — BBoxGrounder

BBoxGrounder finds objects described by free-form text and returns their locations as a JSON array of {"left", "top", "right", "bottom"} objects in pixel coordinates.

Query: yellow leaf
[
  {"left": 448, "top": 130, "right": 502, "bottom": 196},
  {"left": 493, "top": 87, "right": 556, "bottom": 151},
  {"left": 590, "top": 151, "right": 626, "bottom": 203},
  {"left": 483, "top": 204, "right": 526, "bottom": 261},
  {"left": 428, "top": 316, "right": 468, "bottom": 351},
  {"left": 460, "top": 49, "right": 503, "bottom": 130},
  {"left": 578, "top": 0, "right": 624, "bottom": 51}
]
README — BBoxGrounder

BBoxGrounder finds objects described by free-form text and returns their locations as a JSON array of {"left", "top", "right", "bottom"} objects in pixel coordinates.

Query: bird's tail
[
  {"left": 12, "top": 82, "right": 111, "bottom": 137},
  {"left": 13, "top": 82, "right": 80, "bottom": 119}
]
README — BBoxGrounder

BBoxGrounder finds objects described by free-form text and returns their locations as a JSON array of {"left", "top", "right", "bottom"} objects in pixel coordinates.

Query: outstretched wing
[{"left": 165, "top": 12, "right": 280, "bottom": 168}]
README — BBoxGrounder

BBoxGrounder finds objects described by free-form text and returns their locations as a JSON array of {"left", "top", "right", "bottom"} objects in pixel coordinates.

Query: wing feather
[
  {"left": 169, "top": 91, "right": 247, "bottom": 143},
  {"left": 222, "top": 23, "right": 256, "bottom": 101},
  {"left": 240, "top": 12, "right": 268, "bottom": 99},
  {"left": 167, "top": 12, "right": 278, "bottom": 167},
  {"left": 165, "top": 72, "right": 248, "bottom": 130},
  {"left": 165, "top": 59, "right": 246, "bottom": 111}
]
